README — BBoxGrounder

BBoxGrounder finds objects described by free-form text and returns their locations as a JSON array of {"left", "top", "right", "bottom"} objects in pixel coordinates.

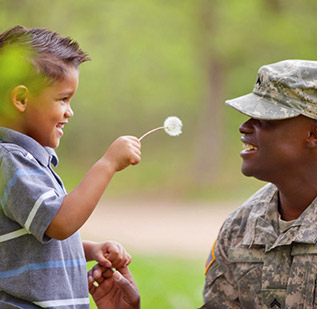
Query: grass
[{"left": 87, "top": 254, "right": 206, "bottom": 309}]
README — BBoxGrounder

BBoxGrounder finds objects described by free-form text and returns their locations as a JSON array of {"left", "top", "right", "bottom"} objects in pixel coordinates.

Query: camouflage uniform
[
  {"left": 200, "top": 183, "right": 317, "bottom": 308},
  {"left": 200, "top": 60, "right": 317, "bottom": 308}
]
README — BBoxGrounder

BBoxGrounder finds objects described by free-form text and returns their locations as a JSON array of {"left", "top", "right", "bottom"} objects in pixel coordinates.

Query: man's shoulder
[
  {"left": 241, "top": 183, "right": 276, "bottom": 209},
  {"left": 219, "top": 183, "right": 276, "bottom": 237},
  {"left": 227, "top": 183, "right": 275, "bottom": 218}
]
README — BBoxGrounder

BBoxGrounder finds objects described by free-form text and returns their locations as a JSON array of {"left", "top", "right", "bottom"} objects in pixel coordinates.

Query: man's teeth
[{"left": 242, "top": 143, "right": 258, "bottom": 151}]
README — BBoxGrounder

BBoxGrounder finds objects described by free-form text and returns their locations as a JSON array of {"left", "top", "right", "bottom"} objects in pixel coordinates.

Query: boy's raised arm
[{"left": 45, "top": 136, "right": 141, "bottom": 240}]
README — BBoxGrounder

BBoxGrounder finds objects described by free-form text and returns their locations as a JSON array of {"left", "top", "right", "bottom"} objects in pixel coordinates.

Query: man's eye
[{"left": 60, "top": 97, "right": 68, "bottom": 102}]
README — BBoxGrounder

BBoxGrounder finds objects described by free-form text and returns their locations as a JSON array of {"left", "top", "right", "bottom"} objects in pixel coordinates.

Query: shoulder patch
[{"left": 204, "top": 239, "right": 217, "bottom": 275}]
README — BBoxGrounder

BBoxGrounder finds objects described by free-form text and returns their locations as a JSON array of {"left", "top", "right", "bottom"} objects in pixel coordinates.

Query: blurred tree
[
  {"left": 191, "top": 0, "right": 225, "bottom": 184},
  {"left": 191, "top": 0, "right": 317, "bottom": 186},
  {"left": 1, "top": 0, "right": 317, "bottom": 198}
]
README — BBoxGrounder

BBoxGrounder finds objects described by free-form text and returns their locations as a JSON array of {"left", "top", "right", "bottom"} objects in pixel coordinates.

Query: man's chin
[{"left": 240, "top": 165, "right": 260, "bottom": 179}]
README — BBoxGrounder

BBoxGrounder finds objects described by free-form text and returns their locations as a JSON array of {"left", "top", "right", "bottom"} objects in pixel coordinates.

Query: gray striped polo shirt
[{"left": 0, "top": 128, "right": 89, "bottom": 308}]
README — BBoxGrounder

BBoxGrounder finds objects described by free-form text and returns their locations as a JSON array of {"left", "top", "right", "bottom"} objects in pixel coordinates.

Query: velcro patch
[{"left": 204, "top": 239, "right": 217, "bottom": 275}]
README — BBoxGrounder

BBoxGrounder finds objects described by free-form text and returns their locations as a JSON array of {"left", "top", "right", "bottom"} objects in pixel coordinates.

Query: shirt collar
[
  {"left": 0, "top": 127, "right": 59, "bottom": 167},
  {"left": 241, "top": 184, "right": 279, "bottom": 249},
  {"left": 242, "top": 184, "right": 317, "bottom": 250}
]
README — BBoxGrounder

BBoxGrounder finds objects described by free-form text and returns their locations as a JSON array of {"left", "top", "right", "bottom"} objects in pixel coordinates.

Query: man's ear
[
  {"left": 306, "top": 121, "right": 317, "bottom": 149},
  {"left": 10, "top": 85, "right": 29, "bottom": 112}
]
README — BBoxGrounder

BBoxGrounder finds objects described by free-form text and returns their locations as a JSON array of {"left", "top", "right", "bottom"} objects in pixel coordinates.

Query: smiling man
[
  {"left": 200, "top": 60, "right": 317, "bottom": 308},
  {"left": 79, "top": 60, "right": 317, "bottom": 309}
]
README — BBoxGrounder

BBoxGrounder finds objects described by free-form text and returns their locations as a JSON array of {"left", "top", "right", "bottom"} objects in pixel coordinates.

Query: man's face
[
  {"left": 21, "top": 66, "right": 79, "bottom": 148},
  {"left": 239, "top": 115, "right": 314, "bottom": 183}
]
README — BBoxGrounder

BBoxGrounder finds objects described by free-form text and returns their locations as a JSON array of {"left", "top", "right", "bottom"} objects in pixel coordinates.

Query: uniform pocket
[
  {"left": 238, "top": 266, "right": 263, "bottom": 308},
  {"left": 289, "top": 245, "right": 317, "bottom": 308},
  {"left": 229, "top": 247, "right": 264, "bottom": 308},
  {"left": 301, "top": 263, "right": 317, "bottom": 308}
]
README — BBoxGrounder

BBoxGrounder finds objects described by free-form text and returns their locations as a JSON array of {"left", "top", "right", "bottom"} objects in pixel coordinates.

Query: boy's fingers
[
  {"left": 119, "top": 252, "right": 132, "bottom": 268},
  {"left": 103, "top": 241, "right": 132, "bottom": 268},
  {"left": 131, "top": 155, "right": 141, "bottom": 166},
  {"left": 125, "top": 253, "right": 132, "bottom": 267},
  {"left": 126, "top": 135, "right": 141, "bottom": 145},
  {"left": 106, "top": 250, "right": 122, "bottom": 267},
  {"left": 97, "top": 254, "right": 112, "bottom": 268}
]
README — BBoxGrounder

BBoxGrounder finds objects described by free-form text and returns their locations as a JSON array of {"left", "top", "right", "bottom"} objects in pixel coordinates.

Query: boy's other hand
[
  {"left": 84, "top": 240, "right": 132, "bottom": 269},
  {"left": 104, "top": 136, "right": 141, "bottom": 172}
]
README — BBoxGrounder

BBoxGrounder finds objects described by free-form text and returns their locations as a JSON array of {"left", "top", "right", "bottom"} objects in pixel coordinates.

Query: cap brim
[{"left": 225, "top": 93, "right": 300, "bottom": 120}]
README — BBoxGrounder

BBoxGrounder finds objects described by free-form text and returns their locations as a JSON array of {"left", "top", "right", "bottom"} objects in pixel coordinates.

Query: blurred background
[{"left": 1, "top": 0, "right": 317, "bottom": 307}]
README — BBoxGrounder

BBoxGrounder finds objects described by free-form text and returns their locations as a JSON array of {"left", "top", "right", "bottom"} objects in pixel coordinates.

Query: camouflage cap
[{"left": 225, "top": 60, "right": 317, "bottom": 120}]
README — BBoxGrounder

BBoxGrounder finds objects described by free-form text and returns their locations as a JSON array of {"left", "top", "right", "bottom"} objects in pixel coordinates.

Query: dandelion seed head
[{"left": 164, "top": 116, "right": 183, "bottom": 136}]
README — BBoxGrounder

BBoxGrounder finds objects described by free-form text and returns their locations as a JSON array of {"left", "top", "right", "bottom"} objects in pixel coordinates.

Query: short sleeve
[{"left": 0, "top": 149, "right": 65, "bottom": 243}]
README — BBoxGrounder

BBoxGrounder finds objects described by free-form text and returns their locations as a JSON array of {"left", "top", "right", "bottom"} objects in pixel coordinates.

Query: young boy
[{"left": 0, "top": 25, "right": 141, "bottom": 308}]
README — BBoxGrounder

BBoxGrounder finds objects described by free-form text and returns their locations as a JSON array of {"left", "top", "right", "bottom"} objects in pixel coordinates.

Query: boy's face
[{"left": 21, "top": 66, "right": 79, "bottom": 148}]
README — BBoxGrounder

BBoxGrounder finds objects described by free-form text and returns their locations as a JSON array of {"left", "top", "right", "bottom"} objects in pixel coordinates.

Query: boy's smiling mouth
[{"left": 56, "top": 122, "right": 66, "bottom": 136}]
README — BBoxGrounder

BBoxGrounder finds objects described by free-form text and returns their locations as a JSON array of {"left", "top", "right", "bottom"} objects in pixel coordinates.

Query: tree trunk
[
  {"left": 191, "top": 0, "right": 225, "bottom": 184},
  {"left": 192, "top": 58, "right": 225, "bottom": 184}
]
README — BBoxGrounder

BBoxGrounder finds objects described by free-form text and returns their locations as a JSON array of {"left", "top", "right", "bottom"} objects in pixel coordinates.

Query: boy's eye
[{"left": 60, "top": 97, "right": 68, "bottom": 102}]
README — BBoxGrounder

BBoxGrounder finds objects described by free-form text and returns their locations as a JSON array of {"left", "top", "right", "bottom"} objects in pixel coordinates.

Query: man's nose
[{"left": 239, "top": 118, "right": 256, "bottom": 134}]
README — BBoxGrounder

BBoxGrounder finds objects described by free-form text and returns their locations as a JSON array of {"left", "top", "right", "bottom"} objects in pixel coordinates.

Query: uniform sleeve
[
  {"left": 0, "top": 150, "right": 65, "bottom": 243},
  {"left": 199, "top": 238, "right": 241, "bottom": 309}
]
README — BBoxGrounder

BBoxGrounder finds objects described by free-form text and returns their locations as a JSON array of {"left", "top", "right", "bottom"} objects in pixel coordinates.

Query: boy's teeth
[{"left": 243, "top": 143, "right": 258, "bottom": 150}]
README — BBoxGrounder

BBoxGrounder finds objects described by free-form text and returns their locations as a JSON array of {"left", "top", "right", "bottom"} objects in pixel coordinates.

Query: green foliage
[
  {"left": 1, "top": 0, "right": 317, "bottom": 200},
  {"left": 0, "top": 45, "right": 32, "bottom": 113},
  {"left": 87, "top": 254, "right": 205, "bottom": 309},
  {"left": 0, "top": 1, "right": 315, "bottom": 306}
]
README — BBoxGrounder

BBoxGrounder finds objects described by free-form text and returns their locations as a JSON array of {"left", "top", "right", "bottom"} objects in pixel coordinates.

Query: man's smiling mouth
[{"left": 242, "top": 143, "right": 258, "bottom": 151}]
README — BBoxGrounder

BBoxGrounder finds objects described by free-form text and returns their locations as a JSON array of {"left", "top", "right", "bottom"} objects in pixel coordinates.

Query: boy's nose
[{"left": 65, "top": 106, "right": 74, "bottom": 118}]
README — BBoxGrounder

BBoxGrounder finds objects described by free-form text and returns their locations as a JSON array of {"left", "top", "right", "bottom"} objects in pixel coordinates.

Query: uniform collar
[
  {"left": 242, "top": 184, "right": 317, "bottom": 251},
  {"left": 0, "top": 127, "right": 59, "bottom": 167}
]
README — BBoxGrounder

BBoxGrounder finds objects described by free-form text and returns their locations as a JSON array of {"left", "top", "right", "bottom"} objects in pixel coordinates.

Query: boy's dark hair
[{"left": 0, "top": 25, "right": 91, "bottom": 85}]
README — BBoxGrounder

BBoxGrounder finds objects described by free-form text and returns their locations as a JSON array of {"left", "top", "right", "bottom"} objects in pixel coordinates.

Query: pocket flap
[
  {"left": 291, "top": 244, "right": 317, "bottom": 256},
  {"left": 228, "top": 248, "right": 264, "bottom": 263}
]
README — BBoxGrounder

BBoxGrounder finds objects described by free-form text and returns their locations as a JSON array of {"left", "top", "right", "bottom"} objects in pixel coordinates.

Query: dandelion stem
[{"left": 139, "top": 126, "right": 165, "bottom": 141}]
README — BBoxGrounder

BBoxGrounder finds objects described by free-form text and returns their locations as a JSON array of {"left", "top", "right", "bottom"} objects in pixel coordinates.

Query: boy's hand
[
  {"left": 104, "top": 136, "right": 141, "bottom": 172},
  {"left": 85, "top": 241, "right": 132, "bottom": 269}
]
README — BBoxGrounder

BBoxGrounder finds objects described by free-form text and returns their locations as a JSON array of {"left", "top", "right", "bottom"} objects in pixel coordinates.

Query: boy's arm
[{"left": 45, "top": 136, "right": 141, "bottom": 240}]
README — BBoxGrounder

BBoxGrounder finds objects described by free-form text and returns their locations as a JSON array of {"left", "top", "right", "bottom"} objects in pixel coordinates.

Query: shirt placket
[{"left": 261, "top": 245, "right": 293, "bottom": 309}]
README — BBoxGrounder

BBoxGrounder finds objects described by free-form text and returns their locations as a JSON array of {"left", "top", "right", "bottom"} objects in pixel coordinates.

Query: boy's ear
[
  {"left": 10, "top": 85, "right": 29, "bottom": 112},
  {"left": 306, "top": 121, "right": 317, "bottom": 149}
]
